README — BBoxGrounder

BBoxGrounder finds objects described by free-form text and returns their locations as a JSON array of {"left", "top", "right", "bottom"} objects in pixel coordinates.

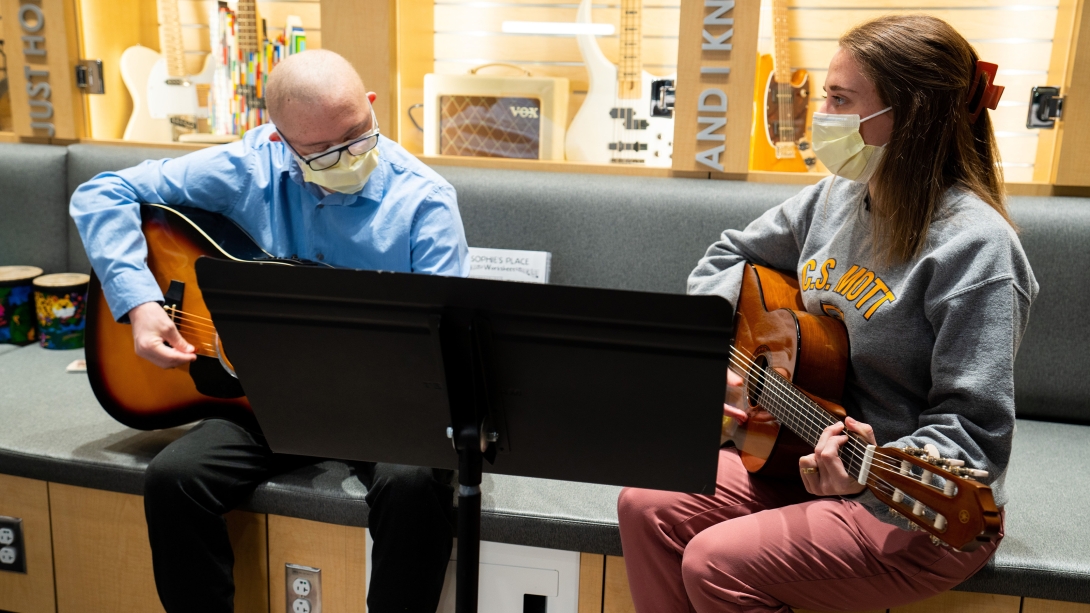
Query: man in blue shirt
[{"left": 71, "top": 49, "right": 469, "bottom": 613}]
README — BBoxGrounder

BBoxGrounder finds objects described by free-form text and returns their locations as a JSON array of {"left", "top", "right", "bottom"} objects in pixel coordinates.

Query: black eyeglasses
[{"left": 281, "top": 111, "right": 381, "bottom": 171}]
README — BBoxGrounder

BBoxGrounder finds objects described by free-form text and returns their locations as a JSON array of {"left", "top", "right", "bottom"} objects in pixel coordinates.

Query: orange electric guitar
[
  {"left": 85, "top": 203, "right": 327, "bottom": 431},
  {"left": 750, "top": 0, "right": 816, "bottom": 172},
  {"left": 724, "top": 264, "right": 1001, "bottom": 551}
]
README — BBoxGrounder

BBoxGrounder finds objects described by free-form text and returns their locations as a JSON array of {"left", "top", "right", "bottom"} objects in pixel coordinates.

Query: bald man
[{"left": 71, "top": 50, "right": 468, "bottom": 613}]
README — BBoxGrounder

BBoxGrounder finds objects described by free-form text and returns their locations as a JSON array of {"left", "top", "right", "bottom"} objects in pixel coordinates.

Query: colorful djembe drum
[
  {"left": 0, "top": 266, "right": 44, "bottom": 345},
  {"left": 33, "top": 273, "right": 91, "bottom": 350}
]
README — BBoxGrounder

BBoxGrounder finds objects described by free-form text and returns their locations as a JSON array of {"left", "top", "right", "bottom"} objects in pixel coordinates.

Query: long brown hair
[{"left": 839, "top": 15, "right": 1013, "bottom": 265}]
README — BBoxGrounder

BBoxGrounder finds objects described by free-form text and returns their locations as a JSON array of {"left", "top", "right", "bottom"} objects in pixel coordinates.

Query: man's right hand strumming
[{"left": 128, "top": 302, "right": 197, "bottom": 369}]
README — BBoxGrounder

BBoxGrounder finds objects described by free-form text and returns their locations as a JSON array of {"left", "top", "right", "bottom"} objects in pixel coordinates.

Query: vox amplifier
[{"left": 423, "top": 70, "right": 569, "bottom": 161}]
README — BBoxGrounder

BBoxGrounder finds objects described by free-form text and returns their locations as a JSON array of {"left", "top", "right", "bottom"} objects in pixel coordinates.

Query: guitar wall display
[
  {"left": 564, "top": 0, "right": 675, "bottom": 166},
  {"left": 750, "top": 0, "right": 816, "bottom": 172}
]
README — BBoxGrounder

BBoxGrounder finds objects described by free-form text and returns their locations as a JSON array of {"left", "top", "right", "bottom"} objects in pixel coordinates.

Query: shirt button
[{"left": 317, "top": 253, "right": 324, "bottom": 261}]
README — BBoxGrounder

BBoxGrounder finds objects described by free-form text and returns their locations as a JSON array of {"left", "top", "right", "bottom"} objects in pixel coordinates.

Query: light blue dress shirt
[{"left": 71, "top": 124, "right": 470, "bottom": 320}]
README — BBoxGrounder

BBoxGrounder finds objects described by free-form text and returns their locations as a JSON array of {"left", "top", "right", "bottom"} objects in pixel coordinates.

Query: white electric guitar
[
  {"left": 121, "top": 0, "right": 254, "bottom": 141},
  {"left": 564, "top": 0, "right": 675, "bottom": 166}
]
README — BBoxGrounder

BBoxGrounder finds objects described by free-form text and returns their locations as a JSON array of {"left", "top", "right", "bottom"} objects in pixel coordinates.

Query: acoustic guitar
[
  {"left": 85, "top": 203, "right": 322, "bottom": 431},
  {"left": 749, "top": 0, "right": 816, "bottom": 172},
  {"left": 725, "top": 263, "right": 1001, "bottom": 551}
]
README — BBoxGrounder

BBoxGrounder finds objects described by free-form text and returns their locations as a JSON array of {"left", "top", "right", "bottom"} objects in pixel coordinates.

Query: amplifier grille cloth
[{"left": 440, "top": 95, "right": 541, "bottom": 159}]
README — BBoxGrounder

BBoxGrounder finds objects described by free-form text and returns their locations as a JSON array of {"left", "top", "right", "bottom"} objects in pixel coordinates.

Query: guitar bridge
[{"left": 775, "top": 141, "right": 796, "bottom": 159}]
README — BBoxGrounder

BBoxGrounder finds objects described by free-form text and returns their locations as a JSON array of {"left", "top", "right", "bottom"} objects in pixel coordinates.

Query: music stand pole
[{"left": 454, "top": 425, "right": 483, "bottom": 613}]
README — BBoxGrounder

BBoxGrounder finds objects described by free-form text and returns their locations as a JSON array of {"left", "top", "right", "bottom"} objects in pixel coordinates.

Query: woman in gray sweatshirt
[{"left": 618, "top": 14, "right": 1037, "bottom": 613}]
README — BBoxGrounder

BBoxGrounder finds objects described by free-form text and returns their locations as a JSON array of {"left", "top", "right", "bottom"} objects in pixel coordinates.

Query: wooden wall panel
[
  {"left": 602, "top": 555, "right": 635, "bottom": 613},
  {"left": 0, "top": 475, "right": 55, "bottom": 613},
  {"left": 891, "top": 591, "right": 1022, "bottom": 613},
  {"left": 1052, "top": 0, "right": 1089, "bottom": 186},
  {"left": 50, "top": 483, "right": 267, "bottom": 613},
  {"left": 1023, "top": 598, "right": 1090, "bottom": 613},
  {"left": 267, "top": 514, "right": 367, "bottom": 613},
  {"left": 78, "top": 0, "right": 159, "bottom": 139},
  {"left": 433, "top": 35, "right": 679, "bottom": 71},
  {"left": 433, "top": 5, "right": 681, "bottom": 39},
  {"left": 322, "top": 0, "right": 397, "bottom": 140},
  {"left": 577, "top": 552, "right": 605, "bottom": 613},
  {"left": 396, "top": 0, "right": 433, "bottom": 154}
]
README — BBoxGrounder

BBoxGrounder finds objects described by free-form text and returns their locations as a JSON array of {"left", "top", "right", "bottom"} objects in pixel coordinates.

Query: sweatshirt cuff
[{"left": 101, "top": 268, "right": 165, "bottom": 322}]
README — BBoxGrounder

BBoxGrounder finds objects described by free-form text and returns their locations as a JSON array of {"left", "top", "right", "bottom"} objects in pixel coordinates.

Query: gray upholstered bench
[{"left": 0, "top": 141, "right": 1088, "bottom": 609}]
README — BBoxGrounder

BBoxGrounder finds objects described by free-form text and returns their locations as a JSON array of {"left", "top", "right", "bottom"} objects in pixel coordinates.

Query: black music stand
[{"left": 195, "top": 257, "right": 733, "bottom": 613}]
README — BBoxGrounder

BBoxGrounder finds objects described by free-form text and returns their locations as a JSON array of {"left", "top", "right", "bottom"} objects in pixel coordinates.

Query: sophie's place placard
[{"left": 468, "top": 247, "right": 552, "bottom": 284}]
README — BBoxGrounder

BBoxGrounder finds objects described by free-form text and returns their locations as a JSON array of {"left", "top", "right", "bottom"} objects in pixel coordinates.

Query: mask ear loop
[
  {"left": 860, "top": 106, "right": 893, "bottom": 123},
  {"left": 967, "top": 61, "right": 1004, "bottom": 123}
]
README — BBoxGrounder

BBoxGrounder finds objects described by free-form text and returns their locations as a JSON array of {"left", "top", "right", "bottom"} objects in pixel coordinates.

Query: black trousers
[{"left": 143, "top": 419, "right": 454, "bottom": 613}]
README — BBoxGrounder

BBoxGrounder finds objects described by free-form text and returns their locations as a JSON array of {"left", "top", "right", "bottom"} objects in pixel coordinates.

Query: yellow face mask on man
[
  {"left": 297, "top": 146, "right": 380, "bottom": 194},
  {"left": 811, "top": 106, "right": 892, "bottom": 184}
]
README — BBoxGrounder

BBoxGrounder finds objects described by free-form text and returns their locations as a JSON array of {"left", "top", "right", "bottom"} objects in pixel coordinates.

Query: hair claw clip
[{"left": 968, "top": 61, "right": 1004, "bottom": 123}]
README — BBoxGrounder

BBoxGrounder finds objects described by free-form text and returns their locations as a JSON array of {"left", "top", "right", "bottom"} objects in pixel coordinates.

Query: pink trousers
[{"left": 617, "top": 448, "right": 1000, "bottom": 613}]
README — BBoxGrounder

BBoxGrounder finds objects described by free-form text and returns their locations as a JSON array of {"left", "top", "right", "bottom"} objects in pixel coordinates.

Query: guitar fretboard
[
  {"left": 158, "top": 0, "right": 187, "bottom": 78},
  {"left": 237, "top": 0, "right": 260, "bottom": 54},
  {"left": 771, "top": 0, "right": 795, "bottom": 144},
  {"left": 617, "top": 0, "right": 642, "bottom": 100}
]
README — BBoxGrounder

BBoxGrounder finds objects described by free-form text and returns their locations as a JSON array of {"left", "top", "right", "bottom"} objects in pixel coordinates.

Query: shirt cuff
[{"left": 101, "top": 268, "right": 165, "bottom": 322}]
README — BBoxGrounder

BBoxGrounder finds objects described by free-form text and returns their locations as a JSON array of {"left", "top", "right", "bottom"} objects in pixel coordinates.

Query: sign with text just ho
[{"left": 671, "top": 1, "right": 760, "bottom": 175}]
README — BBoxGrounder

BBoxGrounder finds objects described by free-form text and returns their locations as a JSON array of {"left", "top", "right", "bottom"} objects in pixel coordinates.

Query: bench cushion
[
  {"left": 1006, "top": 197, "right": 1090, "bottom": 424},
  {"left": 0, "top": 143, "right": 69, "bottom": 273}
]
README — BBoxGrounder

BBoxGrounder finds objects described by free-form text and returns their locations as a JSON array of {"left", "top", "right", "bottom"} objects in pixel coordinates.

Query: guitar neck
[
  {"left": 617, "top": 0, "right": 642, "bottom": 99},
  {"left": 770, "top": 0, "right": 795, "bottom": 142},
  {"left": 158, "top": 0, "right": 187, "bottom": 78},
  {"left": 237, "top": 0, "right": 261, "bottom": 55}
]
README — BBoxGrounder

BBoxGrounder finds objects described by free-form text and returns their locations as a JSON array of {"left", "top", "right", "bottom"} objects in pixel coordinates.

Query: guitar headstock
[{"left": 869, "top": 446, "right": 1001, "bottom": 551}]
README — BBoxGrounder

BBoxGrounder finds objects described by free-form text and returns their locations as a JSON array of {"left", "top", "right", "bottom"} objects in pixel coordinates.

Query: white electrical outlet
[
  {"left": 0, "top": 547, "right": 16, "bottom": 565},
  {"left": 286, "top": 564, "right": 321, "bottom": 613},
  {"left": 0, "top": 528, "right": 13, "bottom": 545}
]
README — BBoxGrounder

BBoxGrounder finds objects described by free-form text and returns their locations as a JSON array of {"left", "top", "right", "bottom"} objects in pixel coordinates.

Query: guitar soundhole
[{"left": 746, "top": 354, "right": 770, "bottom": 408}]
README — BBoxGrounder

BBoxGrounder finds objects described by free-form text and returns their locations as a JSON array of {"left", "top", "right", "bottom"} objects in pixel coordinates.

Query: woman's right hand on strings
[
  {"left": 724, "top": 368, "right": 748, "bottom": 423},
  {"left": 129, "top": 301, "right": 197, "bottom": 369}
]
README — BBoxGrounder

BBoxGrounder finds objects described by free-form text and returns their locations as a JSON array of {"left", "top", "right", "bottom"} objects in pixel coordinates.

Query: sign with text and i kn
[{"left": 671, "top": 1, "right": 760, "bottom": 175}]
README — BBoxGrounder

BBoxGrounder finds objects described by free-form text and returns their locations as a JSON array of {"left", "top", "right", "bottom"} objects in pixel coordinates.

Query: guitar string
[
  {"left": 726, "top": 354, "right": 909, "bottom": 480},
  {"left": 724, "top": 355, "right": 945, "bottom": 532},
  {"left": 727, "top": 350, "right": 910, "bottom": 476},
  {"left": 165, "top": 307, "right": 216, "bottom": 325},
  {"left": 727, "top": 351, "right": 934, "bottom": 481},
  {"left": 726, "top": 352, "right": 944, "bottom": 525}
]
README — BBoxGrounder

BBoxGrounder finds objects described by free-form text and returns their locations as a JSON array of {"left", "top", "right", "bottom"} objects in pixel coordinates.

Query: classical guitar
[
  {"left": 724, "top": 264, "right": 1000, "bottom": 551},
  {"left": 749, "top": 0, "right": 816, "bottom": 172},
  {"left": 85, "top": 203, "right": 319, "bottom": 431},
  {"left": 564, "top": 0, "right": 675, "bottom": 166}
]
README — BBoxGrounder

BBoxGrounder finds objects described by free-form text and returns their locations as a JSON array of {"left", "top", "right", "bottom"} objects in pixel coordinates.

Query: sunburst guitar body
[
  {"left": 86, "top": 204, "right": 298, "bottom": 431},
  {"left": 725, "top": 264, "right": 1001, "bottom": 551}
]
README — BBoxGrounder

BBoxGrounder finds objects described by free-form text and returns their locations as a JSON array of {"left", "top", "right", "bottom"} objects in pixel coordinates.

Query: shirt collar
[{"left": 280, "top": 134, "right": 388, "bottom": 207}]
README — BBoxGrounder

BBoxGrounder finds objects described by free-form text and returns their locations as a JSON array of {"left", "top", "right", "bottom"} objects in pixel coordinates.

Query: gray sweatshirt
[{"left": 689, "top": 176, "right": 1037, "bottom": 525}]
